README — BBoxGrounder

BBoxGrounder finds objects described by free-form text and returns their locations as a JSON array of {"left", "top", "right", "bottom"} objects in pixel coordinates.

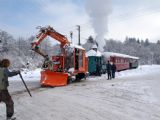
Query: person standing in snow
[
  {"left": 96, "top": 63, "right": 101, "bottom": 76},
  {"left": 111, "top": 62, "right": 117, "bottom": 79},
  {"left": 0, "top": 59, "right": 20, "bottom": 120},
  {"left": 106, "top": 61, "right": 112, "bottom": 80}
]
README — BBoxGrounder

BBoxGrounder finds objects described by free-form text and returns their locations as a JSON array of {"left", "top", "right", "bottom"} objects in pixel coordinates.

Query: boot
[{"left": 7, "top": 116, "right": 16, "bottom": 120}]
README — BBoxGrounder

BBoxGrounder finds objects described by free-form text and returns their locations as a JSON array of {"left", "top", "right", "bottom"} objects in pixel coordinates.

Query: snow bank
[
  {"left": 117, "top": 65, "right": 160, "bottom": 78},
  {"left": 87, "top": 65, "right": 160, "bottom": 82},
  {"left": 9, "top": 68, "right": 41, "bottom": 81},
  {"left": 9, "top": 65, "right": 160, "bottom": 82}
]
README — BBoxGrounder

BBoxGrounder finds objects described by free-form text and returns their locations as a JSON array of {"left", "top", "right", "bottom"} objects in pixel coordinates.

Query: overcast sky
[{"left": 0, "top": 0, "right": 160, "bottom": 44}]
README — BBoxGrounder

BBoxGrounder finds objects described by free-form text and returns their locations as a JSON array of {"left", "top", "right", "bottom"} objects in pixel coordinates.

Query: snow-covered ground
[{"left": 0, "top": 65, "right": 160, "bottom": 120}]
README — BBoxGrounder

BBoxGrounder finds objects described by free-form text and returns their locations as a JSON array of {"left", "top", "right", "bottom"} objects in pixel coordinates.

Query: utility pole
[
  {"left": 77, "top": 25, "right": 81, "bottom": 45},
  {"left": 70, "top": 31, "right": 73, "bottom": 43},
  {"left": 19, "top": 37, "right": 20, "bottom": 56}
]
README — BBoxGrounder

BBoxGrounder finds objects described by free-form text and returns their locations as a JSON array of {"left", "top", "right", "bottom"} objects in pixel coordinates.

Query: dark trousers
[
  {"left": 0, "top": 90, "right": 14, "bottom": 118},
  {"left": 107, "top": 71, "right": 111, "bottom": 79},
  {"left": 112, "top": 72, "right": 115, "bottom": 78}
]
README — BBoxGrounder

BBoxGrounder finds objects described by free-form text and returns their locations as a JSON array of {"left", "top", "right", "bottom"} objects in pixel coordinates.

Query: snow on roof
[
  {"left": 91, "top": 44, "right": 98, "bottom": 49},
  {"left": 69, "top": 44, "right": 85, "bottom": 50},
  {"left": 103, "top": 52, "right": 139, "bottom": 59},
  {"left": 86, "top": 49, "right": 102, "bottom": 57}
]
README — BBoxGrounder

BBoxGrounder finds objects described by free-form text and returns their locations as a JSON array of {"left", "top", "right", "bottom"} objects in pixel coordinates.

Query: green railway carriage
[
  {"left": 88, "top": 56, "right": 102, "bottom": 76},
  {"left": 87, "top": 55, "right": 107, "bottom": 76}
]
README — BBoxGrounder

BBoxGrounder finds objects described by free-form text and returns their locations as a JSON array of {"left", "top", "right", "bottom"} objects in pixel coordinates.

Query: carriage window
[
  {"left": 116, "top": 59, "right": 118, "bottom": 63},
  {"left": 79, "top": 50, "right": 83, "bottom": 68}
]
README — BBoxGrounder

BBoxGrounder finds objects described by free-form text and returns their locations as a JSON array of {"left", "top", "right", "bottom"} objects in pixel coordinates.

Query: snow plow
[
  {"left": 40, "top": 70, "right": 69, "bottom": 86},
  {"left": 31, "top": 26, "right": 88, "bottom": 87}
]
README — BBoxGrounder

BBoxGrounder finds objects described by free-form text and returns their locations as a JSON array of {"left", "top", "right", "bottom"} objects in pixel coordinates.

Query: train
[
  {"left": 86, "top": 46, "right": 139, "bottom": 76},
  {"left": 31, "top": 26, "right": 139, "bottom": 87},
  {"left": 103, "top": 52, "right": 139, "bottom": 71}
]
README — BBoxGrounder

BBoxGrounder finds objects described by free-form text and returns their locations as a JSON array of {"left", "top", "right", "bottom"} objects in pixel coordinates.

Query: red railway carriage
[{"left": 103, "top": 52, "right": 139, "bottom": 71}]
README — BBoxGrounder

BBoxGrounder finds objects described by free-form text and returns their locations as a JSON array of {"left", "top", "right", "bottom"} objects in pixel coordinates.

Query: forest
[{"left": 0, "top": 29, "right": 160, "bottom": 69}]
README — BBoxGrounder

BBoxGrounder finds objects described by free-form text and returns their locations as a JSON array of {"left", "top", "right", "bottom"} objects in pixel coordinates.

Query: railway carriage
[
  {"left": 86, "top": 48, "right": 139, "bottom": 75},
  {"left": 103, "top": 52, "right": 139, "bottom": 71},
  {"left": 129, "top": 57, "right": 139, "bottom": 69},
  {"left": 86, "top": 49, "right": 104, "bottom": 76}
]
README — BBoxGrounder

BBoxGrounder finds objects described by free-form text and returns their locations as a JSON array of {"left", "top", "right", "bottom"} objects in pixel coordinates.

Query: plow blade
[{"left": 40, "top": 70, "right": 69, "bottom": 87}]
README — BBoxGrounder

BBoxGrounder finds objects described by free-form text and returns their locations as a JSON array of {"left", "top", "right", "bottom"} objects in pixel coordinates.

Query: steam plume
[{"left": 85, "top": 0, "right": 112, "bottom": 51}]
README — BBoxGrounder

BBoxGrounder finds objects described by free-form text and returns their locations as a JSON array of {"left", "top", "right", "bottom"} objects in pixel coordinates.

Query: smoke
[{"left": 85, "top": 0, "right": 112, "bottom": 51}]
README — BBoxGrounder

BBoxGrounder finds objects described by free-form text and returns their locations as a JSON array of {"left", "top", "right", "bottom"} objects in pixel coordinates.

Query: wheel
[{"left": 67, "top": 76, "right": 72, "bottom": 84}]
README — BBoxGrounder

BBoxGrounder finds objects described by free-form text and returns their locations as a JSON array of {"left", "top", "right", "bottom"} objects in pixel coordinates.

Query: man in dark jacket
[
  {"left": 0, "top": 59, "right": 20, "bottom": 120},
  {"left": 111, "top": 62, "right": 117, "bottom": 78},
  {"left": 106, "top": 61, "right": 112, "bottom": 80}
]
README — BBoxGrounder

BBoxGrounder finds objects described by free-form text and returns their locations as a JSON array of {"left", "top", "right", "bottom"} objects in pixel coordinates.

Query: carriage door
[{"left": 75, "top": 48, "right": 79, "bottom": 70}]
